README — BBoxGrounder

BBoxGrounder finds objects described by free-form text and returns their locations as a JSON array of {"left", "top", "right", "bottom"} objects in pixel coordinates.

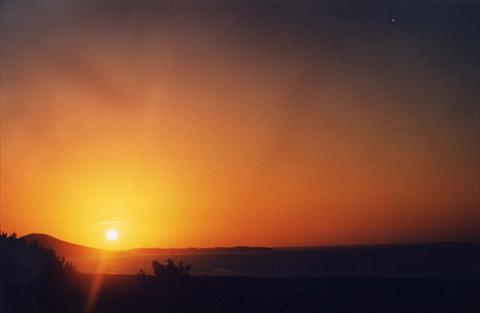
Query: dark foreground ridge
[
  {"left": 21, "top": 233, "right": 480, "bottom": 278},
  {"left": 84, "top": 274, "right": 479, "bottom": 313},
  {"left": 3, "top": 233, "right": 479, "bottom": 313}
]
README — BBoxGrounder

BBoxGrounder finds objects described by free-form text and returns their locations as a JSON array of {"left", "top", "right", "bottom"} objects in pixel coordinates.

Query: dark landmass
[
  {"left": 77, "top": 274, "right": 480, "bottom": 313},
  {"left": 20, "top": 233, "right": 274, "bottom": 257},
  {"left": 21, "top": 233, "right": 480, "bottom": 278},
  {"left": 130, "top": 246, "right": 274, "bottom": 255},
  {"left": 3, "top": 233, "right": 480, "bottom": 313},
  {"left": 22, "top": 233, "right": 110, "bottom": 257}
]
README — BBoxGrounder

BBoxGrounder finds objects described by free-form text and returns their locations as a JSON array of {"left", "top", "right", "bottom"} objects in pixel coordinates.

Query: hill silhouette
[
  {"left": 21, "top": 233, "right": 480, "bottom": 278},
  {"left": 4, "top": 233, "right": 479, "bottom": 312},
  {"left": 1, "top": 233, "right": 82, "bottom": 312},
  {"left": 21, "top": 233, "right": 274, "bottom": 258},
  {"left": 21, "top": 233, "right": 111, "bottom": 257}
]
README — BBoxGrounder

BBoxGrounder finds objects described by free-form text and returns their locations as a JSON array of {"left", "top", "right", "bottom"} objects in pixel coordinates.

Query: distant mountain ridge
[
  {"left": 130, "top": 246, "right": 274, "bottom": 255},
  {"left": 21, "top": 233, "right": 480, "bottom": 259},
  {"left": 20, "top": 233, "right": 274, "bottom": 257}
]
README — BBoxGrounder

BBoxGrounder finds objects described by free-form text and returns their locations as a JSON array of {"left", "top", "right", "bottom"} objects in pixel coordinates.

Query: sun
[{"left": 105, "top": 229, "right": 119, "bottom": 241}]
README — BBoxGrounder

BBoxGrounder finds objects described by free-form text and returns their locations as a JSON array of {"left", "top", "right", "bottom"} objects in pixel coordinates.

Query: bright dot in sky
[
  {"left": 105, "top": 229, "right": 119, "bottom": 241},
  {"left": 391, "top": 18, "right": 396, "bottom": 23}
]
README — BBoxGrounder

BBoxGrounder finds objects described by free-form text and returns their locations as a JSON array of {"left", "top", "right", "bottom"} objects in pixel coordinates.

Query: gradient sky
[{"left": 1, "top": 1, "right": 478, "bottom": 249}]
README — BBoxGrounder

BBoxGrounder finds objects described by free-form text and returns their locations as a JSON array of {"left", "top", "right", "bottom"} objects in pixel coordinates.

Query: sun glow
[{"left": 105, "top": 229, "right": 119, "bottom": 241}]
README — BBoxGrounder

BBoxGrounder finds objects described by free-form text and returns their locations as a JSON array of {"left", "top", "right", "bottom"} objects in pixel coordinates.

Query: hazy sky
[{"left": 1, "top": 1, "right": 478, "bottom": 249}]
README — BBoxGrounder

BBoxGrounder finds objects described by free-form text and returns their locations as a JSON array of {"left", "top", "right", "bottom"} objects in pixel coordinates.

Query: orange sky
[{"left": 1, "top": 2, "right": 478, "bottom": 249}]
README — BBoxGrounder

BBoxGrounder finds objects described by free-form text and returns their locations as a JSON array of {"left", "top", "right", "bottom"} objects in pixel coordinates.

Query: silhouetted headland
[
  {"left": 20, "top": 233, "right": 480, "bottom": 278},
  {"left": 2, "top": 233, "right": 479, "bottom": 313}
]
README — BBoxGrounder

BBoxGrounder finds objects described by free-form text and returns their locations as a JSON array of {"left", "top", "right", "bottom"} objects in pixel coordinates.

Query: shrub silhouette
[
  {"left": 0, "top": 233, "right": 80, "bottom": 312},
  {"left": 152, "top": 259, "right": 191, "bottom": 280},
  {"left": 137, "top": 259, "right": 191, "bottom": 286}
]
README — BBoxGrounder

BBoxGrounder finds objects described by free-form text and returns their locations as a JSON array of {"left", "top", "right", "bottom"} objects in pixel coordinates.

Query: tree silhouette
[
  {"left": 152, "top": 259, "right": 191, "bottom": 280},
  {"left": 0, "top": 233, "right": 80, "bottom": 312},
  {"left": 137, "top": 259, "right": 192, "bottom": 286}
]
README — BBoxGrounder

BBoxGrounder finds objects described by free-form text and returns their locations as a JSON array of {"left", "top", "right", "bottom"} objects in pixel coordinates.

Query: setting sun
[
  {"left": 0, "top": 2, "right": 478, "bottom": 313},
  {"left": 1, "top": 0, "right": 478, "bottom": 250},
  {"left": 105, "top": 229, "right": 119, "bottom": 241}
]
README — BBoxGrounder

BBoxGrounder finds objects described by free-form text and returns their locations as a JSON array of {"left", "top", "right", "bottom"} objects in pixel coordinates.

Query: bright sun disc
[{"left": 105, "top": 229, "right": 119, "bottom": 241}]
